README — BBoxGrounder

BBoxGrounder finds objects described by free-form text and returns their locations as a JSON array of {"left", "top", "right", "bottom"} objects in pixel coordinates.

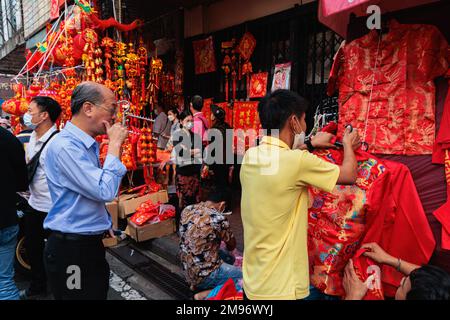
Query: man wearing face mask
[
  {"left": 43, "top": 82, "right": 128, "bottom": 300},
  {"left": 20, "top": 96, "right": 62, "bottom": 300},
  {"left": 240, "top": 89, "right": 360, "bottom": 300}
]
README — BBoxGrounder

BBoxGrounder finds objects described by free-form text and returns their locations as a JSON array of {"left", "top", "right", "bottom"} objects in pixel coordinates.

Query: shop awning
[{"left": 318, "top": 0, "right": 440, "bottom": 38}]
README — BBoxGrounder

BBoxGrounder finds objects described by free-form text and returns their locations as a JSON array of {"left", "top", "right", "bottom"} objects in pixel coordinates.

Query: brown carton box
[
  {"left": 102, "top": 236, "right": 119, "bottom": 247},
  {"left": 125, "top": 218, "right": 175, "bottom": 242},
  {"left": 106, "top": 201, "right": 119, "bottom": 229},
  {"left": 117, "top": 190, "right": 168, "bottom": 219}
]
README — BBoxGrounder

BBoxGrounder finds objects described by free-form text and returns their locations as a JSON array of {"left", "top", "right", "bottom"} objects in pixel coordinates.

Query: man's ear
[
  {"left": 219, "top": 201, "right": 226, "bottom": 212},
  {"left": 82, "top": 101, "right": 94, "bottom": 117}
]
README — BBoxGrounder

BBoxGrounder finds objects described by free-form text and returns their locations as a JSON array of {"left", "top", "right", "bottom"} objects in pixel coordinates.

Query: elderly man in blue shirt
[{"left": 43, "top": 81, "right": 128, "bottom": 300}]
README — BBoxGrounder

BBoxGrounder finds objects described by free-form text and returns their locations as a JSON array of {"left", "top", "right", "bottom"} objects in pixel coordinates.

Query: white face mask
[
  {"left": 23, "top": 112, "right": 42, "bottom": 130},
  {"left": 292, "top": 131, "right": 305, "bottom": 149},
  {"left": 185, "top": 121, "right": 194, "bottom": 130},
  {"left": 168, "top": 115, "right": 175, "bottom": 122},
  {"left": 292, "top": 118, "right": 305, "bottom": 150}
]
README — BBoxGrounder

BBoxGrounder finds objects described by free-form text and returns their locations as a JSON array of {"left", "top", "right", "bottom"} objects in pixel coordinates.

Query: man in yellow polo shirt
[{"left": 240, "top": 89, "right": 360, "bottom": 300}]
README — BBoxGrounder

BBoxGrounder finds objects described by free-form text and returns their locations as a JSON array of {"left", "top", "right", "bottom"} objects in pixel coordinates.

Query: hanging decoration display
[
  {"left": 5, "top": 0, "right": 165, "bottom": 191},
  {"left": 202, "top": 98, "right": 214, "bottom": 127},
  {"left": 232, "top": 101, "right": 260, "bottom": 155},
  {"left": 248, "top": 72, "right": 268, "bottom": 98},
  {"left": 271, "top": 62, "right": 291, "bottom": 91},
  {"left": 220, "top": 39, "right": 235, "bottom": 101},
  {"left": 236, "top": 32, "right": 256, "bottom": 61},
  {"left": 193, "top": 36, "right": 217, "bottom": 75}
]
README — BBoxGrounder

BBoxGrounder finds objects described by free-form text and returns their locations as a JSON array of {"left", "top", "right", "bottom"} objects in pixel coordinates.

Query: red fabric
[
  {"left": 236, "top": 32, "right": 256, "bottom": 61},
  {"left": 202, "top": 98, "right": 213, "bottom": 128},
  {"left": 193, "top": 36, "right": 217, "bottom": 75},
  {"left": 232, "top": 101, "right": 260, "bottom": 131},
  {"left": 432, "top": 148, "right": 450, "bottom": 250},
  {"left": 206, "top": 278, "right": 243, "bottom": 300},
  {"left": 89, "top": 15, "right": 142, "bottom": 32},
  {"left": 308, "top": 149, "right": 436, "bottom": 297},
  {"left": 362, "top": 159, "right": 436, "bottom": 296},
  {"left": 308, "top": 149, "right": 387, "bottom": 296},
  {"left": 50, "top": 0, "right": 60, "bottom": 19},
  {"left": 432, "top": 73, "right": 450, "bottom": 164},
  {"left": 352, "top": 249, "right": 384, "bottom": 300},
  {"left": 248, "top": 72, "right": 268, "bottom": 98},
  {"left": 329, "top": 20, "right": 448, "bottom": 155}
]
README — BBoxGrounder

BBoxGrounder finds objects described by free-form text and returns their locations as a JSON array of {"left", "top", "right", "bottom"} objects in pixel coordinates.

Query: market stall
[{"left": 2, "top": 0, "right": 179, "bottom": 246}]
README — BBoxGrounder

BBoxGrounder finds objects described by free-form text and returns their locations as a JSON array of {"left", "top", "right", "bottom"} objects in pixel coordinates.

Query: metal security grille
[
  {"left": 298, "top": 20, "right": 343, "bottom": 130},
  {"left": 184, "top": 2, "right": 343, "bottom": 131}
]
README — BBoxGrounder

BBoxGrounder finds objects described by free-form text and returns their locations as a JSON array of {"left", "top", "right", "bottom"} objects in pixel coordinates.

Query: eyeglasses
[{"left": 89, "top": 101, "right": 118, "bottom": 116}]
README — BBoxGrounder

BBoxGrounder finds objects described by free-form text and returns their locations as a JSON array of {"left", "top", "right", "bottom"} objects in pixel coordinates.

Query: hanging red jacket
[
  {"left": 362, "top": 159, "right": 436, "bottom": 296},
  {"left": 328, "top": 20, "right": 448, "bottom": 155}
]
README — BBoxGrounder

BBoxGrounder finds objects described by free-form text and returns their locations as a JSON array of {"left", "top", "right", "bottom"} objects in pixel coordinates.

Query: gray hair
[{"left": 71, "top": 81, "right": 106, "bottom": 115}]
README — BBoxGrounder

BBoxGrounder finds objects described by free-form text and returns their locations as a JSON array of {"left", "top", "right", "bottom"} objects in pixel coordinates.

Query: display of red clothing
[
  {"left": 328, "top": 20, "right": 448, "bottom": 155},
  {"left": 432, "top": 70, "right": 450, "bottom": 250},
  {"left": 308, "top": 149, "right": 435, "bottom": 297}
]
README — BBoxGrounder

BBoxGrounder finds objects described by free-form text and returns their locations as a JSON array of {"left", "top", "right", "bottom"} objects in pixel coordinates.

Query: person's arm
[
  {"left": 336, "top": 127, "right": 359, "bottom": 185},
  {"left": 10, "top": 135, "right": 28, "bottom": 192},
  {"left": 51, "top": 144, "right": 127, "bottom": 202},
  {"left": 217, "top": 216, "right": 236, "bottom": 251},
  {"left": 361, "top": 243, "right": 420, "bottom": 276}
]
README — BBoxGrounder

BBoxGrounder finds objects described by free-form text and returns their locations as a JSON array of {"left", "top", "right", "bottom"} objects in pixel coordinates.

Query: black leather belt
[{"left": 49, "top": 230, "right": 105, "bottom": 241}]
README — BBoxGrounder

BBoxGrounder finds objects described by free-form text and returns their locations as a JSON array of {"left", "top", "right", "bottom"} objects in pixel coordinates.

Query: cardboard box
[
  {"left": 125, "top": 218, "right": 175, "bottom": 242},
  {"left": 118, "top": 190, "right": 169, "bottom": 219},
  {"left": 102, "top": 236, "right": 119, "bottom": 247},
  {"left": 106, "top": 201, "right": 119, "bottom": 229}
]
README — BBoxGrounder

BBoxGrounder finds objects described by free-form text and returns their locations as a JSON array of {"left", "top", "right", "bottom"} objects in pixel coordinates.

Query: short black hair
[
  {"left": 71, "top": 82, "right": 105, "bottom": 115},
  {"left": 407, "top": 265, "right": 450, "bottom": 300},
  {"left": 207, "top": 186, "right": 229, "bottom": 203},
  {"left": 168, "top": 108, "right": 180, "bottom": 119},
  {"left": 258, "top": 89, "right": 308, "bottom": 131},
  {"left": 179, "top": 109, "right": 192, "bottom": 121},
  {"left": 31, "top": 96, "right": 62, "bottom": 123},
  {"left": 190, "top": 95, "right": 203, "bottom": 112}
]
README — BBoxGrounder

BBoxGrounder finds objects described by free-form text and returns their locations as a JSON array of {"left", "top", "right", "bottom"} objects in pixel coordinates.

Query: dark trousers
[
  {"left": 44, "top": 232, "right": 109, "bottom": 300},
  {"left": 24, "top": 208, "right": 49, "bottom": 292}
]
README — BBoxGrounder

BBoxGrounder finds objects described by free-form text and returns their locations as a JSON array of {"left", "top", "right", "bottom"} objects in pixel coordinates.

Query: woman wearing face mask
[
  {"left": 172, "top": 110, "right": 202, "bottom": 215},
  {"left": 165, "top": 108, "right": 181, "bottom": 152},
  {"left": 201, "top": 104, "right": 233, "bottom": 206},
  {"left": 343, "top": 242, "right": 450, "bottom": 300}
]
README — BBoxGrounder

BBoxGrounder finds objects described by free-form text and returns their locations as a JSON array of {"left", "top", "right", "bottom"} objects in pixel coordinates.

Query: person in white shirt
[{"left": 21, "top": 96, "right": 61, "bottom": 299}]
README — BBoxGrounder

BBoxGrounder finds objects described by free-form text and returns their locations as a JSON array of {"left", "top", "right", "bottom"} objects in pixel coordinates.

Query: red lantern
[{"left": 1, "top": 98, "right": 28, "bottom": 116}]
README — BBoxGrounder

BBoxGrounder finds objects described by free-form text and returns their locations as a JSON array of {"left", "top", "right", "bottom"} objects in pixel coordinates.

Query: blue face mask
[{"left": 23, "top": 112, "right": 40, "bottom": 130}]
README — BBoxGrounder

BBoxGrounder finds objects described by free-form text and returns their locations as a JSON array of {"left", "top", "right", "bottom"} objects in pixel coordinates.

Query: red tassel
[{"left": 225, "top": 78, "right": 229, "bottom": 102}]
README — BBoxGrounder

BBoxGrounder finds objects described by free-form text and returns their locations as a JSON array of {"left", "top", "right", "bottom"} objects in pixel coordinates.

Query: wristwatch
[{"left": 305, "top": 139, "right": 315, "bottom": 152}]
